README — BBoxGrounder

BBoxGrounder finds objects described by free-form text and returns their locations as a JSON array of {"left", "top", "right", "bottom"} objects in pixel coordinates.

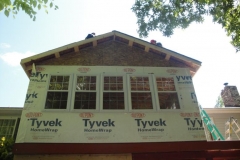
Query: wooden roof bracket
[
  {"left": 74, "top": 46, "right": 79, "bottom": 53},
  {"left": 128, "top": 41, "right": 133, "bottom": 47},
  {"left": 145, "top": 46, "right": 149, "bottom": 52},
  {"left": 55, "top": 52, "right": 60, "bottom": 58},
  {"left": 93, "top": 40, "right": 97, "bottom": 47},
  {"left": 165, "top": 54, "right": 171, "bottom": 61}
]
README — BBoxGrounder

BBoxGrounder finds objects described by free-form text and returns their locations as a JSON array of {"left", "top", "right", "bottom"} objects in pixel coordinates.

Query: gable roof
[{"left": 20, "top": 30, "right": 201, "bottom": 78}]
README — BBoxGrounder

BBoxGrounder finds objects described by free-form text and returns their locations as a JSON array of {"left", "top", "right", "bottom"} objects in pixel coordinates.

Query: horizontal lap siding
[{"left": 208, "top": 113, "right": 240, "bottom": 140}]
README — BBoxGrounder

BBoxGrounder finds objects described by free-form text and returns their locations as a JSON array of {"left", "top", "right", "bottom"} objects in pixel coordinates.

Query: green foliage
[
  {"left": 215, "top": 95, "right": 225, "bottom": 108},
  {"left": 132, "top": 0, "right": 240, "bottom": 52},
  {"left": 0, "top": 0, "right": 58, "bottom": 21},
  {"left": 0, "top": 138, "right": 14, "bottom": 160}
]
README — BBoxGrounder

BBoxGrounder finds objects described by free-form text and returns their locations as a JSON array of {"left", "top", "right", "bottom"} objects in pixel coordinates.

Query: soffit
[{"left": 21, "top": 30, "right": 201, "bottom": 78}]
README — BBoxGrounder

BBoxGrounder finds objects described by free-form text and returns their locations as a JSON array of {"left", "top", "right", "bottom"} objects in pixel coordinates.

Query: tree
[
  {"left": 132, "top": 0, "right": 240, "bottom": 52},
  {"left": 215, "top": 95, "right": 225, "bottom": 108},
  {"left": 0, "top": 0, "right": 58, "bottom": 21},
  {"left": 0, "top": 138, "right": 14, "bottom": 160}
]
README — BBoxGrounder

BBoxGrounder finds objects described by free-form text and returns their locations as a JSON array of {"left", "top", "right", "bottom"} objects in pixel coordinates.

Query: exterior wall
[
  {"left": 206, "top": 109, "right": 240, "bottom": 140},
  {"left": 16, "top": 66, "right": 205, "bottom": 143},
  {"left": 37, "top": 41, "right": 188, "bottom": 68},
  {"left": 14, "top": 154, "right": 132, "bottom": 160}
]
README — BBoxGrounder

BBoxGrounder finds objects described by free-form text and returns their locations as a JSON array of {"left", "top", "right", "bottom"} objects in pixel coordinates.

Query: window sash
[
  {"left": 0, "top": 119, "right": 16, "bottom": 139},
  {"left": 72, "top": 74, "right": 99, "bottom": 111},
  {"left": 100, "top": 74, "right": 127, "bottom": 111},
  {"left": 153, "top": 75, "right": 181, "bottom": 110},
  {"left": 128, "top": 75, "right": 156, "bottom": 111},
  {"left": 44, "top": 74, "right": 72, "bottom": 110}
]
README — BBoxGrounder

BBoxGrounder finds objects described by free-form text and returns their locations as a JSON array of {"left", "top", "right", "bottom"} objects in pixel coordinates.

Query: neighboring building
[
  {"left": 0, "top": 107, "right": 21, "bottom": 141},
  {"left": 205, "top": 108, "right": 240, "bottom": 141},
  {"left": 9, "top": 31, "right": 240, "bottom": 159}
]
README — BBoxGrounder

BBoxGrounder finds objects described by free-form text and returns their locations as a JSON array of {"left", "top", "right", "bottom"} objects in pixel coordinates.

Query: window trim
[
  {"left": 42, "top": 72, "right": 183, "bottom": 112},
  {"left": 100, "top": 73, "right": 128, "bottom": 112},
  {"left": 152, "top": 75, "right": 183, "bottom": 111},
  {"left": 70, "top": 74, "right": 100, "bottom": 112},
  {"left": 43, "top": 73, "right": 73, "bottom": 111},
  {"left": 0, "top": 118, "right": 17, "bottom": 139},
  {"left": 127, "top": 74, "right": 157, "bottom": 112}
]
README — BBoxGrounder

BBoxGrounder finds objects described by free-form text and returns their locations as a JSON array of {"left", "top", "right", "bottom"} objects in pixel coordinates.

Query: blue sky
[{"left": 1, "top": 0, "right": 240, "bottom": 108}]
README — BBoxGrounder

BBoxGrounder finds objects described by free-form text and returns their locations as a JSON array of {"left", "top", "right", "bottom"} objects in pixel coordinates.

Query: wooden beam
[
  {"left": 93, "top": 40, "right": 97, "bottom": 47},
  {"left": 55, "top": 52, "right": 60, "bottom": 58},
  {"left": 128, "top": 41, "right": 133, "bottom": 47},
  {"left": 145, "top": 46, "right": 149, "bottom": 52},
  {"left": 74, "top": 46, "right": 79, "bottom": 52},
  {"left": 165, "top": 54, "right": 171, "bottom": 60}
]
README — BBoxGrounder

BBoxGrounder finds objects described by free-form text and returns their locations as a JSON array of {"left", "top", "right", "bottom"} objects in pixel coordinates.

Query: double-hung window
[
  {"left": 129, "top": 75, "right": 154, "bottom": 110},
  {"left": 43, "top": 72, "right": 181, "bottom": 111},
  {"left": 0, "top": 119, "right": 16, "bottom": 139},
  {"left": 45, "top": 75, "right": 71, "bottom": 109},
  {"left": 73, "top": 75, "right": 98, "bottom": 110},
  {"left": 155, "top": 77, "right": 180, "bottom": 109},
  {"left": 101, "top": 75, "right": 126, "bottom": 110}
]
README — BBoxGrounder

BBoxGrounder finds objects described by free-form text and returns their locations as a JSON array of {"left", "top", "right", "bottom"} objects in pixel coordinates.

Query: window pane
[
  {"left": 76, "top": 76, "right": 96, "bottom": 90},
  {"left": 3, "top": 120, "right": 9, "bottom": 126},
  {"left": 45, "top": 92, "right": 68, "bottom": 109},
  {"left": 103, "top": 92, "right": 124, "bottom": 109},
  {"left": 50, "top": 76, "right": 57, "bottom": 82},
  {"left": 63, "top": 76, "right": 69, "bottom": 82},
  {"left": 104, "top": 76, "right": 123, "bottom": 91},
  {"left": 74, "top": 92, "right": 96, "bottom": 109},
  {"left": 130, "top": 76, "right": 150, "bottom": 91},
  {"left": 131, "top": 93, "right": 153, "bottom": 109},
  {"left": 158, "top": 93, "right": 180, "bottom": 109},
  {"left": 57, "top": 76, "right": 63, "bottom": 82},
  {"left": 49, "top": 76, "right": 69, "bottom": 90},
  {"left": 9, "top": 120, "right": 15, "bottom": 126},
  {"left": 156, "top": 77, "right": 176, "bottom": 91}
]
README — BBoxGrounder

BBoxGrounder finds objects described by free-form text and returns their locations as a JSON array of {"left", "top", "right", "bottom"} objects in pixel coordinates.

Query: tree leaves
[
  {"left": 132, "top": 0, "right": 240, "bottom": 52},
  {"left": 1, "top": 0, "right": 58, "bottom": 21},
  {"left": 4, "top": 10, "right": 9, "bottom": 17}
]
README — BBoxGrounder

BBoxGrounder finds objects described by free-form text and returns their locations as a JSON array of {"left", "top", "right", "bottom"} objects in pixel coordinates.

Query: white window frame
[
  {"left": 127, "top": 73, "right": 157, "bottom": 112},
  {"left": 152, "top": 75, "right": 182, "bottom": 111},
  {"left": 71, "top": 74, "right": 100, "bottom": 112},
  {"left": 43, "top": 73, "right": 73, "bottom": 111},
  {"left": 100, "top": 73, "right": 128, "bottom": 112},
  {"left": 0, "top": 118, "right": 18, "bottom": 139}
]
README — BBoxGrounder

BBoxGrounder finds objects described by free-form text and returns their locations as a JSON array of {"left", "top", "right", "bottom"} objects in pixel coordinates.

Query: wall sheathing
[{"left": 15, "top": 40, "right": 203, "bottom": 160}]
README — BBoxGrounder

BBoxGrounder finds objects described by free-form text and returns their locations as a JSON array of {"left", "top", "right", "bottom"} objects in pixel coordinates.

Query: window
[
  {"left": 155, "top": 77, "right": 180, "bottom": 109},
  {"left": 130, "top": 76, "right": 153, "bottom": 109},
  {"left": 43, "top": 72, "right": 182, "bottom": 111},
  {"left": 74, "top": 76, "right": 97, "bottom": 109},
  {"left": 45, "top": 75, "right": 71, "bottom": 109},
  {"left": 102, "top": 76, "right": 125, "bottom": 110},
  {"left": 0, "top": 119, "right": 16, "bottom": 139}
]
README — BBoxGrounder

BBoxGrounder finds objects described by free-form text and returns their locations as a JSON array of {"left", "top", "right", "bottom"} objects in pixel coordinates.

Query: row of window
[{"left": 44, "top": 74, "right": 181, "bottom": 111}]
